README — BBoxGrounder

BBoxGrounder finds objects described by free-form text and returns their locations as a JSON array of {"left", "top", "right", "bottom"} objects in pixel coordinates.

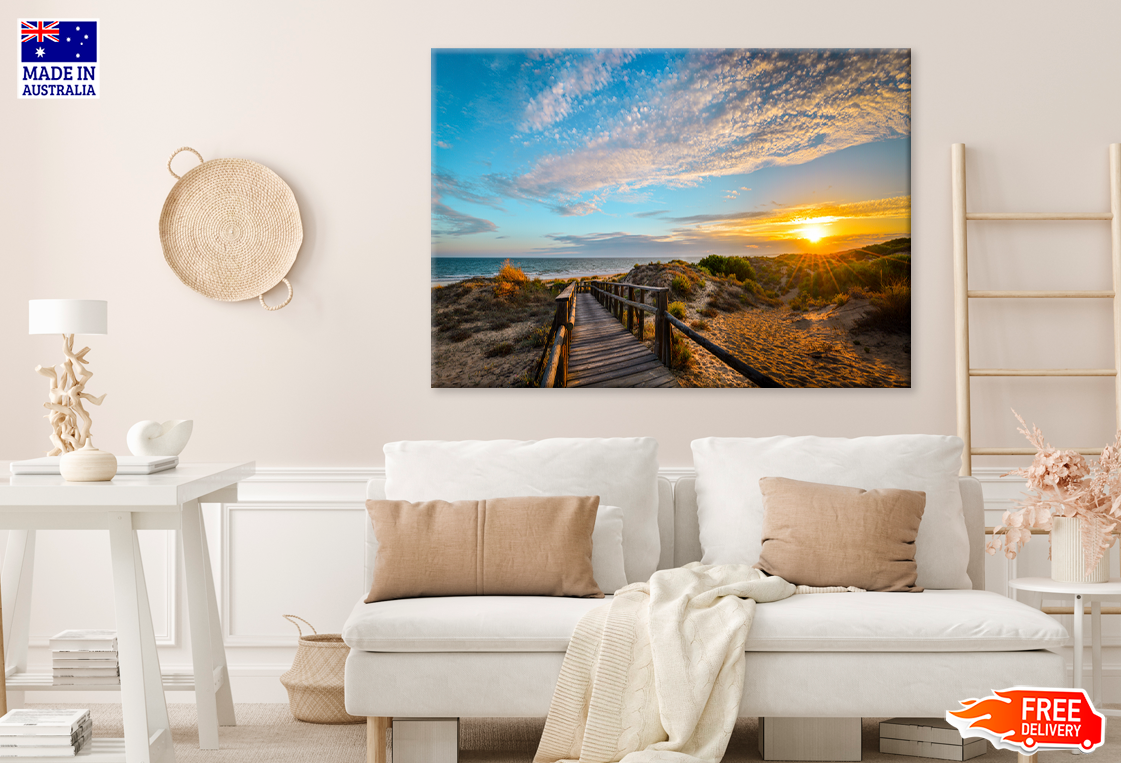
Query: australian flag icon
[{"left": 21, "top": 21, "right": 98, "bottom": 63}]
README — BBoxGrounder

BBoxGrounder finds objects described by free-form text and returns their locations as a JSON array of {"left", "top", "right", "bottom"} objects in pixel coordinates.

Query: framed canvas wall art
[{"left": 432, "top": 49, "right": 911, "bottom": 388}]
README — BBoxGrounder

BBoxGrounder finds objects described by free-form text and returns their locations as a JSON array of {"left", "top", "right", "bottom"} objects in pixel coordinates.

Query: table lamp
[{"left": 29, "top": 299, "right": 117, "bottom": 481}]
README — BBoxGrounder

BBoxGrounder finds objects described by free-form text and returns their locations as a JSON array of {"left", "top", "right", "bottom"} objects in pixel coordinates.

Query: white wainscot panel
[
  {"left": 224, "top": 504, "right": 367, "bottom": 646},
  {"left": 22, "top": 529, "right": 175, "bottom": 647}
]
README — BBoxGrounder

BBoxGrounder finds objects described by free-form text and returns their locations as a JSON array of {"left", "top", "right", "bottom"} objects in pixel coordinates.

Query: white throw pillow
[
  {"left": 691, "top": 435, "right": 971, "bottom": 590},
  {"left": 384, "top": 438, "right": 661, "bottom": 582},
  {"left": 592, "top": 505, "right": 628, "bottom": 593}
]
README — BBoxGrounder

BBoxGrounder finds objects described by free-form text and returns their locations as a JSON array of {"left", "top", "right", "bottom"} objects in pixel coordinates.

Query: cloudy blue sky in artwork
[{"left": 432, "top": 49, "right": 910, "bottom": 259}]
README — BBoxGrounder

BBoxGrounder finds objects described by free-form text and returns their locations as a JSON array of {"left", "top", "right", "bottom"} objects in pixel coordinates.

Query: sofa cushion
[
  {"left": 343, "top": 595, "right": 611, "bottom": 652},
  {"left": 756, "top": 477, "right": 926, "bottom": 592},
  {"left": 691, "top": 435, "right": 971, "bottom": 589},
  {"left": 365, "top": 496, "right": 602, "bottom": 602},
  {"left": 342, "top": 589, "right": 1067, "bottom": 653},
  {"left": 591, "top": 505, "right": 628, "bottom": 594},
  {"left": 363, "top": 485, "right": 629, "bottom": 596},
  {"left": 746, "top": 590, "right": 1067, "bottom": 651},
  {"left": 383, "top": 439, "right": 661, "bottom": 582}
]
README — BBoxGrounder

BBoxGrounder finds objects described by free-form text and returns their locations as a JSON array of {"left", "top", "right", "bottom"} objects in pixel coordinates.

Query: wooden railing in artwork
[
  {"left": 540, "top": 284, "right": 576, "bottom": 388},
  {"left": 583, "top": 280, "right": 669, "bottom": 359},
  {"left": 583, "top": 280, "right": 783, "bottom": 388}
]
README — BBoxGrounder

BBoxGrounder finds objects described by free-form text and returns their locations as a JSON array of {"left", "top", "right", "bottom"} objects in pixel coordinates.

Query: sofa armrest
[{"left": 959, "top": 476, "right": 985, "bottom": 591}]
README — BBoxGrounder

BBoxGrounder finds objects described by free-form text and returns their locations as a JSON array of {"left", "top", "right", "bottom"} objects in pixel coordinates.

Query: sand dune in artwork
[
  {"left": 675, "top": 298, "right": 909, "bottom": 388},
  {"left": 431, "top": 240, "right": 911, "bottom": 388}
]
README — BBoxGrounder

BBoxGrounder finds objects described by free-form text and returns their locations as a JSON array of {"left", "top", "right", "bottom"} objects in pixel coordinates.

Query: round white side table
[{"left": 1008, "top": 577, "right": 1121, "bottom": 717}]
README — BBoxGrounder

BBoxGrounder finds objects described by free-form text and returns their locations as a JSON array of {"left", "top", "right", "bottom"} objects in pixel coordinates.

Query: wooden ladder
[
  {"left": 953, "top": 144, "right": 1121, "bottom": 620},
  {"left": 954, "top": 146, "right": 1121, "bottom": 736},
  {"left": 952, "top": 143, "right": 1121, "bottom": 475}
]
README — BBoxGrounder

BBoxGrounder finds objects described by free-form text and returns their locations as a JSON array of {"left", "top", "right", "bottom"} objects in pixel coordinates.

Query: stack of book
[
  {"left": 50, "top": 630, "right": 119, "bottom": 686},
  {"left": 0, "top": 709, "right": 91, "bottom": 758}
]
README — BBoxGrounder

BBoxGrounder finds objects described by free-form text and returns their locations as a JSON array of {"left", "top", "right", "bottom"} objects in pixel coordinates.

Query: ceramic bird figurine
[{"left": 127, "top": 420, "right": 193, "bottom": 457}]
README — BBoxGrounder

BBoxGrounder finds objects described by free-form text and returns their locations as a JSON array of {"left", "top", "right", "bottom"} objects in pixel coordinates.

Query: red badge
[{"left": 946, "top": 687, "right": 1106, "bottom": 754}]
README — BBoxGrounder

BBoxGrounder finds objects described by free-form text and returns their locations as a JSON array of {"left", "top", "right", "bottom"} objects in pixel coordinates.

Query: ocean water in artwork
[
  {"left": 431, "top": 49, "right": 911, "bottom": 389},
  {"left": 432, "top": 257, "right": 691, "bottom": 286}
]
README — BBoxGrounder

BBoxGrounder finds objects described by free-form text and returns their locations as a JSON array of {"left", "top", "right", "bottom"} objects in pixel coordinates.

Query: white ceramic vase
[
  {"left": 1051, "top": 516, "right": 1110, "bottom": 583},
  {"left": 59, "top": 440, "right": 118, "bottom": 482}
]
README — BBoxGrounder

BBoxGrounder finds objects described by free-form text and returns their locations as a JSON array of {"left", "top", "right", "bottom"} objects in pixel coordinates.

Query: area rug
[{"left": 26, "top": 705, "right": 1119, "bottom": 762}]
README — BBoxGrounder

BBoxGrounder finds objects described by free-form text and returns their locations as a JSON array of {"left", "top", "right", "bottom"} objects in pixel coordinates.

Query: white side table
[
  {"left": 0, "top": 462, "right": 254, "bottom": 763},
  {"left": 1008, "top": 577, "right": 1121, "bottom": 717}
]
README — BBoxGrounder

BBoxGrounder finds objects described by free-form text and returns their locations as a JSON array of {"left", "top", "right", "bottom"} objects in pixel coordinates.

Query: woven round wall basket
[
  {"left": 159, "top": 146, "right": 302, "bottom": 311},
  {"left": 279, "top": 616, "right": 364, "bottom": 724}
]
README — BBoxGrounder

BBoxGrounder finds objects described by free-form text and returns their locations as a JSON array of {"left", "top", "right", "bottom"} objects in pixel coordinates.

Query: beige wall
[{"left": 3, "top": 0, "right": 1119, "bottom": 468}]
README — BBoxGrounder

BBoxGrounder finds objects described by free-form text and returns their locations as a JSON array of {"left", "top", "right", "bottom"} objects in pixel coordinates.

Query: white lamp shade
[{"left": 29, "top": 300, "right": 108, "bottom": 335}]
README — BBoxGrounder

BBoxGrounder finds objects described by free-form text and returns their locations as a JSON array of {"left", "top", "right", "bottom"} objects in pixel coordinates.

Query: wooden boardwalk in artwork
[{"left": 566, "top": 293, "right": 677, "bottom": 388}]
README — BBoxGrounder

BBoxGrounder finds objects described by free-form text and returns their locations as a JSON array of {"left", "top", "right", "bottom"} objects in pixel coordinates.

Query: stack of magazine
[
  {"left": 0, "top": 709, "right": 91, "bottom": 757},
  {"left": 50, "top": 630, "right": 119, "bottom": 686}
]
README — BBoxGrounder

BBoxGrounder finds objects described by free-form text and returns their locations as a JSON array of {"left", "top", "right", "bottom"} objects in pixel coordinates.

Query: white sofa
[{"left": 343, "top": 439, "right": 1068, "bottom": 762}]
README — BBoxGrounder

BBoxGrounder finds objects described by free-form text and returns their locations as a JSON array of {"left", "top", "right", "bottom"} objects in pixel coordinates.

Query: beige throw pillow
[
  {"left": 365, "top": 495, "right": 603, "bottom": 602},
  {"left": 755, "top": 477, "right": 926, "bottom": 592}
]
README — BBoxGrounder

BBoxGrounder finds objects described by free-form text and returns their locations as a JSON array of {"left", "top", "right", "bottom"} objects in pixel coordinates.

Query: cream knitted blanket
[{"left": 533, "top": 563, "right": 857, "bottom": 763}]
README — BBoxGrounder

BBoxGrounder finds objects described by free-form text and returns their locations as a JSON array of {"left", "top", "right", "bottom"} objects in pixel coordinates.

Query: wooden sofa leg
[
  {"left": 1017, "top": 754, "right": 1036, "bottom": 763},
  {"left": 367, "top": 717, "right": 390, "bottom": 763}
]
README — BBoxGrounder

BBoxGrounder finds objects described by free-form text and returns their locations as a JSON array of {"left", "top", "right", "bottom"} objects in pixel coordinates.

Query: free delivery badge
[{"left": 947, "top": 687, "right": 1107, "bottom": 755}]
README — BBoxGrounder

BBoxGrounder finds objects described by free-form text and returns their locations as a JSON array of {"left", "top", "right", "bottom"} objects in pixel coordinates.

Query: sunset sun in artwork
[{"left": 801, "top": 224, "right": 829, "bottom": 243}]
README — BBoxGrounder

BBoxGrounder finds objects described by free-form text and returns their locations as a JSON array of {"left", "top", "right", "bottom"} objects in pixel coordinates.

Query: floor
[{"left": 29, "top": 705, "right": 1120, "bottom": 762}]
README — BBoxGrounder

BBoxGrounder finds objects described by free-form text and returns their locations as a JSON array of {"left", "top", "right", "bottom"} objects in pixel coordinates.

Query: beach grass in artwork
[{"left": 432, "top": 49, "right": 911, "bottom": 388}]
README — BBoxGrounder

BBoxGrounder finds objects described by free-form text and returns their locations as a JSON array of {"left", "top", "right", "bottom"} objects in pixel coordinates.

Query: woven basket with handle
[
  {"left": 159, "top": 146, "right": 301, "bottom": 311},
  {"left": 279, "top": 615, "right": 363, "bottom": 724}
]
